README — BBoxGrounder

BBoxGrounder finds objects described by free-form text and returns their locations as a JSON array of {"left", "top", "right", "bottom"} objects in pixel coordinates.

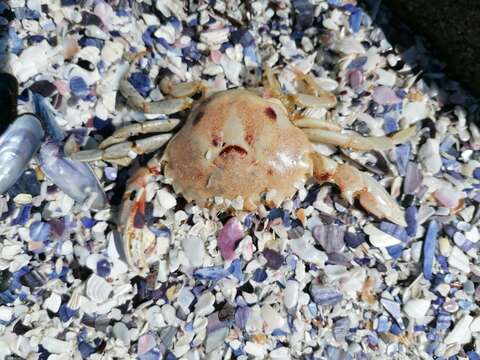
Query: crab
[{"left": 73, "top": 53, "right": 415, "bottom": 273}]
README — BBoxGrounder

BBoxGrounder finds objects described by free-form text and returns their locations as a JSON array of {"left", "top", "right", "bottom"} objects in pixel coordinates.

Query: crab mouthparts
[{"left": 218, "top": 145, "right": 248, "bottom": 158}]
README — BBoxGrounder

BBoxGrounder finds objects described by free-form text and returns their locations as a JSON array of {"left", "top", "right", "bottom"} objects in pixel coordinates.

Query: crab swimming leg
[
  {"left": 312, "top": 152, "right": 407, "bottom": 226},
  {"left": 159, "top": 78, "right": 207, "bottom": 99}
]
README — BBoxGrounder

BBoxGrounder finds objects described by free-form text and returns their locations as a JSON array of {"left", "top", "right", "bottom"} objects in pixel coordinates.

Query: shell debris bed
[{"left": 1, "top": 0, "right": 480, "bottom": 359}]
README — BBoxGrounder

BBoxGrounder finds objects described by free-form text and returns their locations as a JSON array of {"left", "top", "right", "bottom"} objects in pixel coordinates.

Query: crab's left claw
[
  {"left": 118, "top": 166, "right": 158, "bottom": 273},
  {"left": 312, "top": 152, "right": 407, "bottom": 227}
]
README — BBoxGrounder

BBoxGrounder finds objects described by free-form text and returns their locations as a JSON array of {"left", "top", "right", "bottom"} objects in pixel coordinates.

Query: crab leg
[
  {"left": 293, "top": 117, "right": 343, "bottom": 131},
  {"left": 312, "top": 152, "right": 406, "bottom": 226},
  {"left": 120, "top": 79, "right": 194, "bottom": 114},
  {"left": 264, "top": 65, "right": 337, "bottom": 117},
  {"left": 290, "top": 67, "right": 338, "bottom": 108},
  {"left": 119, "top": 51, "right": 196, "bottom": 115},
  {"left": 160, "top": 79, "right": 207, "bottom": 98},
  {"left": 71, "top": 133, "right": 173, "bottom": 166},
  {"left": 99, "top": 119, "right": 180, "bottom": 149},
  {"left": 288, "top": 93, "right": 337, "bottom": 109},
  {"left": 302, "top": 126, "right": 416, "bottom": 151}
]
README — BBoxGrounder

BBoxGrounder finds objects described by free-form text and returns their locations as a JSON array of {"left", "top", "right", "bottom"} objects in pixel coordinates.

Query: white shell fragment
[
  {"left": 448, "top": 247, "right": 471, "bottom": 273},
  {"left": 290, "top": 236, "right": 327, "bottom": 266},
  {"left": 284, "top": 280, "right": 300, "bottom": 309},
  {"left": 403, "top": 299, "right": 430, "bottom": 318},
  {"left": 444, "top": 315, "right": 473, "bottom": 345},
  {"left": 418, "top": 139, "right": 442, "bottom": 174},
  {"left": 86, "top": 274, "right": 113, "bottom": 303},
  {"left": 364, "top": 224, "right": 402, "bottom": 247},
  {"left": 402, "top": 102, "right": 429, "bottom": 124}
]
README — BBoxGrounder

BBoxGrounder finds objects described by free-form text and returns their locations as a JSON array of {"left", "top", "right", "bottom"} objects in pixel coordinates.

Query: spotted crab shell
[{"left": 163, "top": 89, "right": 313, "bottom": 209}]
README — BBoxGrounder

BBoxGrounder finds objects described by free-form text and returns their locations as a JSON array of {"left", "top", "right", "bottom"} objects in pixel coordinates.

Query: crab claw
[
  {"left": 312, "top": 152, "right": 407, "bottom": 227},
  {"left": 117, "top": 166, "right": 159, "bottom": 273}
]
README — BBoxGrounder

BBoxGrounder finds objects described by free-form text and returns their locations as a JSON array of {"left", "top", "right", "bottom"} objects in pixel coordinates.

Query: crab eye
[{"left": 264, "top": 106, "right": 276, "bottom": 121}]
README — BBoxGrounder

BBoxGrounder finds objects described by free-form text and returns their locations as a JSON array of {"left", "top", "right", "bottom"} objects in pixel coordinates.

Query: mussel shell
[
  {"left": 0, "top": 114, "right": 44, "bottom": 194},
  {"left": 38, "top": 141, "right": 108, "bottom": 210}
]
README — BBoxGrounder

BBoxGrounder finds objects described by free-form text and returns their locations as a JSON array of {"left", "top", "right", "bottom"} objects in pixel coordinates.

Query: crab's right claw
[
  {"left": 312, "top": 153, "right": 407, "bottom": 227},
  {"left": 118, "top": 167, "right": 157, "bottom": 273}
]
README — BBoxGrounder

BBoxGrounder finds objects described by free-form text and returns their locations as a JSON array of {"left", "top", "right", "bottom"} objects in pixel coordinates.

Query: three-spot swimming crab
[{"left": 74, "top": 54, "right": 415, "bottom": 273}]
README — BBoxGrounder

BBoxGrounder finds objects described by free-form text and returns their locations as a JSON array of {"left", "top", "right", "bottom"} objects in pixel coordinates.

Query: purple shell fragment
[
  {"left": 104, "top": 167, "right": 117, "bottom": 181},
  {"left": 333, "top": 317, "right": 350, "bottom": 342},
  {"left": 227, "top": 259, "right": 244, "bottom": 282},
  {"left": 386, "top": 244, "right": 404, "bottom": 259},
  {"left": 142, "top": 26, "right": 157, "bottom": 47},
  {"left": 380, "top": 298, "right": 404, "bottom": 329},
  {"left": 347, "top": 56, "right": 367, "bottom": 70},
  {"left": 235, "top": 306, "right": 251, "bottom": 329},
  {"left": 310, "top": 285, "right": 343, "bottom": 305},
  {"left": 379, "top": 221, "right": 409, "bottom": 242},
  {"left": 217, "top": 217, "right": 244, "bottom": 261},
  {"left": 436, "top": 313, "right": 451, "bottom": 330},
  {"left": 12, "top": 204, "right": 32, "bottom": 226},
  {"left": 262, "top": 248, "right": 284, "bottom": 270},
  {"left": 395, "top": 143, "right": 410, "bottom": 176},
  {"left": 193, "top": 266, "right": 230, "bottom": 281},
  {"left": 312, "top": 224, "right": 345, "bottom": 253},
  {"left": 137, "top": 334, "right": 156, "bottom": 356},
  {"left": 292, "top": 0, "right": 314, "bottom": 31},
  {"left": 348, "top": 6, "right": 363, "bottom": 33},
  {"left": 373, "top": 86, "right": 402, "bottom": 105},
  {"left": 29, "top": 221, "right": 51, "bottom": 242},
  {"left": 70, "top": 76, "right": 89, "bottom": 98},
  {"left": 403, "top": 161, "right": 422, "bottom": 195},
  {"left": 405, "top": 206, "right": 417, "bottom": 237},
  {"left": 383, "top": 116, "right": 398, "bottom": 134},
  {"left": 252, "top": 268, "right": 267, "bottom": 282},
  {"left": 348, "top": 69, "right": 363, "bottom": 89},
  {"left": 96, "top": 259, "right": 111, "bottom": 278},
  {"left": 344, "top": 230, "right": 366, "bottom": 248},
  {"left": 423, "top": 220, "right": 438, "bottom": 280},
  {"left": 129, "top": 72, "right": 152, "bottom": 98}
]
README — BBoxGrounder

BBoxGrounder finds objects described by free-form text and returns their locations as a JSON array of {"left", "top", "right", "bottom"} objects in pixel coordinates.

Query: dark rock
[{"left": 370, "top": 0, "right": 480, "bottom": 98}]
